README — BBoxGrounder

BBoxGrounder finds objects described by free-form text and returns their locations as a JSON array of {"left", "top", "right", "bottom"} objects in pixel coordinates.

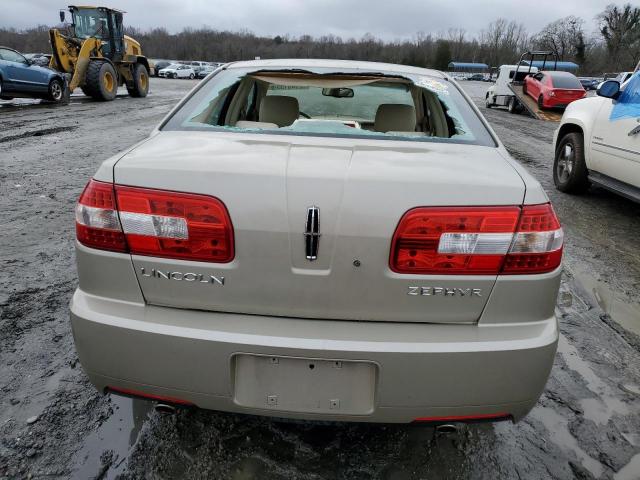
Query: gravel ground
[{"left": 1, "top": 78, "right": 639, "bottom": 480}]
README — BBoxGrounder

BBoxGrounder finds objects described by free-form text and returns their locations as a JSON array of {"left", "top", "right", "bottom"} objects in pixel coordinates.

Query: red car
[{"left": 524, "top": 71, "right": 586, "bottom": 109}]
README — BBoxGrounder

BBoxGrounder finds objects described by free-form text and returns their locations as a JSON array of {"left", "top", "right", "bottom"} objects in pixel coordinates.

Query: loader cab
[{"left": 66, "top": 6, "right": 125, "bottom": 61}]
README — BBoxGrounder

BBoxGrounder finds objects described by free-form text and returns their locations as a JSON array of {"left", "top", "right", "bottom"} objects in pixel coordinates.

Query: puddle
[
  {"left": 531, "top": 405, "right": 604, "bottom": 478},
  {"left": 572, "top": 267, "right": 640, "bottom": 337},
  {"left": 558, "top": 335, "right": 631, "bottom": 425},
  {"left": 614, "top": 453, "right": 640, "bottom": 480},
  {"left": 70, "top": 394, "right": 153, "bottom": 479}
]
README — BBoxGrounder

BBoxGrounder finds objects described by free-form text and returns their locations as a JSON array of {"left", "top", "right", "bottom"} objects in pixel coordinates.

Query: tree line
[{"left": 0, "top": 3, "right": 638, "bottom": 74}]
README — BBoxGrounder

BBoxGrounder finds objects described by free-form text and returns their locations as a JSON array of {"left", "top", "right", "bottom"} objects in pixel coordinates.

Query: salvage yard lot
[{"left": 1, "top": 77, "right": 639, "bottom": 479}]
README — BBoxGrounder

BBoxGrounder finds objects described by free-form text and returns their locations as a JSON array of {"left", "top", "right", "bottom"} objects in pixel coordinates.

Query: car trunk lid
[{"left": 114, "top": 131, "right": 526, "bottom": 324}]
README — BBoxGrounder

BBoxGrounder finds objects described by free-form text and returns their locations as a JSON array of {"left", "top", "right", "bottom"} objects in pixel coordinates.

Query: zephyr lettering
[
  {"left": 408, "top": 286, "right": 482, "bottom": 297},
  {"left": 140, "top": 267, "right": 224, "bottom": 285}
]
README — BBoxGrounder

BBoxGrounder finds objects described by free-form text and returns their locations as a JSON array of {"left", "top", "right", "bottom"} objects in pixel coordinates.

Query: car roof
[
  {"left": 228, "top": 58, "right": 445, "bottom": 78},
  {"left": 542, "top": 70, "right": 575, "bottom": 77}
]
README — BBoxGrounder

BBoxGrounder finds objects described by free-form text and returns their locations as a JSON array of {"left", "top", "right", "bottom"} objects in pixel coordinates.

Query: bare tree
[
  {"left": 598, "top": 3, "right": 640, "bottom": 70},
  {"left": 533, "top": 16, "right": 585, "bottom": 60},
  {"left": 480, "top": 19, "right": 528, "bottom": 66}
]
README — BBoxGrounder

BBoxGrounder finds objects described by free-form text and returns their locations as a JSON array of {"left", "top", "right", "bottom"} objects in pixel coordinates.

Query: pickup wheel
[
  {"left": 189, "top": 73, "right": 195, "bottom": 79},
  {"left": 554, "top": 132, "right": 590, "bottom": 194}
]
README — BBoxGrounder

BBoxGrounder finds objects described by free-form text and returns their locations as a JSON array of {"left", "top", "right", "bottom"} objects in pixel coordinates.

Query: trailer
[{"left": 485, "top": 51, "right": 563, "bottom": 122}]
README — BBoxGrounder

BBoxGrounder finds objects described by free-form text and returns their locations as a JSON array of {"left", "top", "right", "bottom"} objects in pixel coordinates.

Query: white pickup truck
[{"left": 553, "top": 72, "right": 640, "bottom": 202}]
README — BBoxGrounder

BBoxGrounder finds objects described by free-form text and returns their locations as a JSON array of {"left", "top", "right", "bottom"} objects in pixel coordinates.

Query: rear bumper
[{"left": 70, "top": 289, "right": 558, "bottom": 423}]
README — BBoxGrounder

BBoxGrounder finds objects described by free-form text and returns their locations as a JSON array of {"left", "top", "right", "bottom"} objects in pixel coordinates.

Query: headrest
[
  {"left": 374, "top": 104, "right": 417, "bottom": 133},
  {"left": 259, "top": 96, "right": 300, "bottom": 127},
  {"left": 235, "top": 120, "right": 278, "bottom": 129}
]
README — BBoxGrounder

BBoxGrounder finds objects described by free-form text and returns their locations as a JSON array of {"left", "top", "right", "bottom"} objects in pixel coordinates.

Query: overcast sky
[{"left": 1, "top": 0, "right": 613, "bottom": 40}]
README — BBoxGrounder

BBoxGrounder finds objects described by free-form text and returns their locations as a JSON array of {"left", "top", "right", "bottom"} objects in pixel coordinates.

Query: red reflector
[
  {"left": 503, "top": 204, "right": 562, "bottom": 274},
  {"left": 75, "top": 180, "right": 127, "bottom": 252},
  {"left": 390, "top": 207, "right": 521, "bottom": 274},
  {"left": 107, "top": 386, "right": 195, "bottom": 406},
  {"left": 413, "top": 412, "right": 511, "bottom": 423},
  {"left": 514, "top": 203, "right": 560, "bottom": 232},
  {"left": 116, "top": 185, "right": 234, "bottom": 263}
]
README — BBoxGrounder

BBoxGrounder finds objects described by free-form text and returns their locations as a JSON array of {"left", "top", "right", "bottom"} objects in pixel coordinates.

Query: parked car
[
  {"left": 71, "top": 59, "right": 562, "bottom": 425},
  {"left": 189, "top": 61, "right": 208, "bottom": 73},
  {"left": 553, "top": 72, "right": 640, "bottom": 202},
  {"left": 0, "top": 46, "right": 66, "bottom": 103},
  {"left": 24, "top": 53, "right": 52, "bottom": 67},
  {"left": 579, "top": 77, "right": 599, "bottom": 91},
  {"left": 158, "top": 64, "right": 195, "bottom": 79},
  {"left": 152, "top": 60, "right": 172, "bottom": 77},
  {"left": 523, "top": 71, "right": 586, "bottom": 109},
  {"left": 465, "top": 73, "right": 485, "bottom": 81},
  {"left": 614, "top": 72, "right": 633, "bottom": 84},
  {"left": 196, "top": 65, "right": 216, "bottom": 79}
]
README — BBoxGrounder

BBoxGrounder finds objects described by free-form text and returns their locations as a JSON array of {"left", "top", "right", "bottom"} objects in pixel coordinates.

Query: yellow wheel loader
[{"left": 49, "top": 6, "right": 151, "bottom": 101}]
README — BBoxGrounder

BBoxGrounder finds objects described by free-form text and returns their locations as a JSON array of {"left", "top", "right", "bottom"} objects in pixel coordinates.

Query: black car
[
  {"left": 465, "top": 73, "right": 485, "bottom": 81},
  {"left": 152, "top": 61, "right": 172, "bottom": 77},
  {"left": 196, "top": 66, "right": 216, "bottom": 79},
  {"left": 579, "top": 78, "right": 599, "bottom": 91}
]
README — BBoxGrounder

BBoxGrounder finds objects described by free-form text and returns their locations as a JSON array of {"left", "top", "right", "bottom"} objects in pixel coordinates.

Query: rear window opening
[
  {"left": 162, "top": 66, "right": 495, "bottom": 147},
  {"left": 547, "top": 72, "right": 583, "bottom": 89}
]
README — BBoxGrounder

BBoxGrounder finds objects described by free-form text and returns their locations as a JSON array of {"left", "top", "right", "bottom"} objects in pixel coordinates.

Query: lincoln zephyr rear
[{"left": 70, "top": 59, "right": 562, "bottom": 423}]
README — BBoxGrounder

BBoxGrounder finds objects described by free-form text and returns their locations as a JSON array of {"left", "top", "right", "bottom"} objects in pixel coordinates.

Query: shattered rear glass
[{"left": 162, "top": 66, "right": 496, "bottom": 147}]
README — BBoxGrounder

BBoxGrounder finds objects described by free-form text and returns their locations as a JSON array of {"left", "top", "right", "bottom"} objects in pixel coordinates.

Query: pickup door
[
  {"left": 590, "top": 74, "right": 640, "bottom": 187},
  {"left": 114, "top": 131, "right": 526, "bottom": 324}
]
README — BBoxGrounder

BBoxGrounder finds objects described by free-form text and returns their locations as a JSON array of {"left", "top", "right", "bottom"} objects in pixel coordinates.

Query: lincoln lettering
[
  {"left": 407, "top": 286, "right": 482, "bottom": 297},
  {"left": 140, "top": 267, "right": 225, "bottom": 285}
]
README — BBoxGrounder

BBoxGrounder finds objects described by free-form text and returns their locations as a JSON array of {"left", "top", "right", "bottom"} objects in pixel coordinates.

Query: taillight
[
  {"left": 76, "top": 179, "right": 234, "bottom": 263},
  {"left": 116, "top": 185, "right": 234, "bottom": 262},
  {"left": 502, "top": 203, "right": 563, "bottom": 274},
  {"left": 76, "top": 180, "right": 127, "bottom": 252},
  {"left": 390, "top": 204, "right": 562, "bottom": 275}
]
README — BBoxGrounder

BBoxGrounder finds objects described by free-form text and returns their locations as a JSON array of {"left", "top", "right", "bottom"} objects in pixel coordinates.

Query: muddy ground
[{"left": 0, "top": 78, "right": 639, "bottom": 480}]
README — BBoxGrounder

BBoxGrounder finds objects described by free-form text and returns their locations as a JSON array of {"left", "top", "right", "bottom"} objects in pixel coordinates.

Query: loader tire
[
  {"left": 84, "top": 60, "right": 118, "bottom": 101},
  {"left": 127, "top": 63, "right": 149, "bottom": 98}
]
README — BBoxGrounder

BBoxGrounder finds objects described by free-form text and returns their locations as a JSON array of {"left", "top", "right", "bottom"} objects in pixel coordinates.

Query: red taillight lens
[
  {"left": 116, "top": 185, "right": 234, "bottom": 262},
  {"left": 75, "top": 180, "right": 127, "bottom": 252},
  {"left": 390, "top": 207, "right": 521, "bottom": 275},
  {"left": 75, "top": 179, "right": 234, "bottom": 263},
  {"left": 390, "top": 204, "right": 562, "bottom": 275}
]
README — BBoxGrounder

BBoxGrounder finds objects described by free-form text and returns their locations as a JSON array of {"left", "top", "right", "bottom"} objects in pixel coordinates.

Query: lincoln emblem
[{"left": 304, "top": 206, "right": 321, "bottom": 260}]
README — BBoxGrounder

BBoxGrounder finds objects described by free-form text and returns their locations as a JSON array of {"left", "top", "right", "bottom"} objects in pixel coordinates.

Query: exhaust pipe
[
  {"left": 155, "top": 403, "right": 176, "bottom": 414},
  {"left": 435, "top": 424, "right": 459, "bottom": 434}
]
